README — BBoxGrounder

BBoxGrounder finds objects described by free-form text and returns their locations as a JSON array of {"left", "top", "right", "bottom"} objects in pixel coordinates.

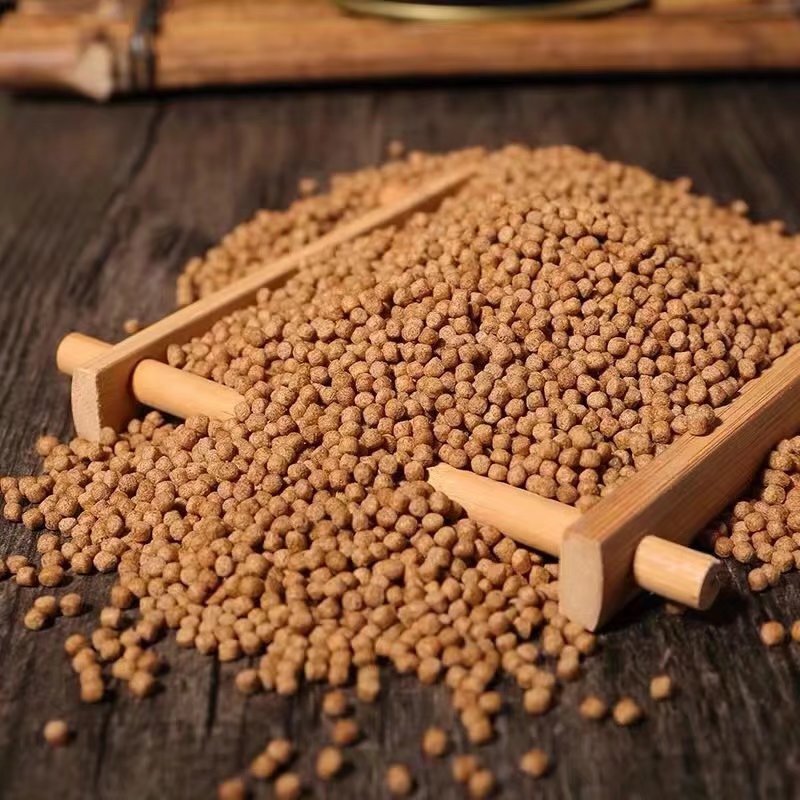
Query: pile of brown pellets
[{"left": 3, "top": 144, "right": 800, "bottom": 797}]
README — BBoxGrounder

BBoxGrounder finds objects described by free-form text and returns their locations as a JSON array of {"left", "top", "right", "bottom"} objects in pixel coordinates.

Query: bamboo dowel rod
[
  {"left": 561, "top": 342, "right": 800, "bottom": 630},
  {"left": 57, "top": 333, "right": 243, "bottom": 422},
  {"left": 425, "top": 463, "right": 721, "bottom": 610},
  {"left": 424, "top": 462, "right": 573, "bottom": 557},
  {"left": 57, "top": 333, "right": 722, "bottom": 613},
  {"left": 632, "top": 536, "right": 721, "bottom": 613},
  {"left": 68, "top": 164, "right": 476, "bottom": 441}
]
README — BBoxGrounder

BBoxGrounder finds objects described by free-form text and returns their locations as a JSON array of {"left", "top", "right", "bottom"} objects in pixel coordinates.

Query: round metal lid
[{"left": 335, "top": 0, "right": 641, "bottom": 21}]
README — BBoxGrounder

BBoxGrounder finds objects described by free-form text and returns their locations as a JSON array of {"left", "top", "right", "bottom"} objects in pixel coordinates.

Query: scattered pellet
[
  {"left": 43, "top": 719, "right": 71, "bottom": 748},
  {"left": 266, "top": 739, "right": 293, "bottom": 765},
  {"left": 38, "top": 566, "right": 64, "bottom": 588},
  {"left": 64, "top": 634, "right": 88, "bottom": 657},
  {"left": 217, "top": 777, "right": 247, "bottom": 800},
  {"left": 249, "top": 753, "right": 278, "bottom": 781},
  {"left": 748, "top": 569, "right": 769, "bottom": 593},
  {"left": 578, "top": 695, "right": 607, "bottom": 721},
  {"left": 297, "top": 177, "right": 318, "bottom": 197},
  {"left": 99, "top": 607, "right": 124, "bottom": 630},
  {"left": 322, "top": 689, "right": 349, "bottom": 718},
  {"left": 128, "top": 671, "right": 157, "bottom": 699},
  {"left": 331, "top": 718, "right": 360, "bottom": 747},
  {"left": 452, "top": 755, "right": 479, "bottom": 784},
  {"left": 791, "top": 620, "right": 800, "bottom": 643},
  {"left": 386, "top": 763, "right": 414, "bottom": 796},
  {"left": 274, "top": 772, "right": 302, "bottom": 800},
  {"left": 760, "top": 621, "right": 786, "bottom": 647},
  {"left": 387, "top": 139, "right": 406, "bottom": 159},
  {"left": 523, "top": 687, "right": 552, "bottom": 716},
  {"left": 422, "top": 726, "right": 448, "bottom": 757},
  {"left": 612, "top": 698, "right": 644, "bottom": 726},
  {"left": 519, "top": 748, "right": 550, "bottom": 778},
  {"left": 24, "top": 608, "right": 49, "bottom": 631},
  {"left": 59, "top": 593, "right": 83, "bottom": 618},
  {"left": 468, "top": 768, "right": 495, "bottom": 798},
  {"left": 315, "top": 746, "right": 344, "bottom": 781},
  {"left": 123, "top": 318, "right": 141, "bottom": 335},
  {"left": 33, "top": 595, "right": 59, "bottom": 619},
  {"left": 649, "top": 675, "right": 674, "bottom": 701},
  {"left": 235, "top": 669, "right": 262, "bottom": 696},
  {"left": 79, "top": 677, "right": 104, "bottom": 704},
  {"left": 16, "top": 565, "right": 37, "bottom": 587}
]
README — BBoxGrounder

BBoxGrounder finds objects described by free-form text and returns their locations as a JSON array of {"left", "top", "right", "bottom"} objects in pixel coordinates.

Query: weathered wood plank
[{"left": 0, "top": 79, "right": 799, "bottom": 800}]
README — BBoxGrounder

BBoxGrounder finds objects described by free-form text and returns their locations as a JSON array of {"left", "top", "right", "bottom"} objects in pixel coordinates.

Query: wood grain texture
[{"left": 1, "top": 80, "right": 800, "bottom": 800}]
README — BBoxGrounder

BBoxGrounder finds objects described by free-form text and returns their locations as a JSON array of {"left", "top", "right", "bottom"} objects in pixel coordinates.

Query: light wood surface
[
  {"left": 68, "top": 164, "right": 476, "bottom": 441},
  {"left": 561, "top": 343, "right": 800, "bottom": 630},
  {"left": 632, "top": 535, "right": 722, "bottom": 611},
  {"left": 58, "top": 333, "right": 722, "bottom": 612}
]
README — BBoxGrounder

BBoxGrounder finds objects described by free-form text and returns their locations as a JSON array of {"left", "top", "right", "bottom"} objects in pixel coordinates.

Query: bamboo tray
[
  {"left": 0, "top": 0, "right": 799, "bottom": 101},
  {"left": 51, "top": 165, "right": 800, "bottom": 630}
]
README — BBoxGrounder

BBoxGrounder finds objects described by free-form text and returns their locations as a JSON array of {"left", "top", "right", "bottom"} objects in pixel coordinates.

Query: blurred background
[{"left": 0, "top": 0, "right": 798, "bottom": 101}]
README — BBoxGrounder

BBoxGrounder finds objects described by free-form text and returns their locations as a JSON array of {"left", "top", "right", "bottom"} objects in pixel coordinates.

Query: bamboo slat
[{"left": 560, "top": 343, "right": 800, "bottom": 629}]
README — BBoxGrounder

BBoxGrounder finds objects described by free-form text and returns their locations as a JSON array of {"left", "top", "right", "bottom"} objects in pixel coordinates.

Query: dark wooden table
[{"left": 1, "top": 78, "right": 800, "bottom": 800}]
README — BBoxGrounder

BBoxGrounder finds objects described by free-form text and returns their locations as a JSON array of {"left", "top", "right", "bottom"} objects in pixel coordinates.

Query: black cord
[{"left": 129, "top": 0, "right": 164, "bottom": 92}]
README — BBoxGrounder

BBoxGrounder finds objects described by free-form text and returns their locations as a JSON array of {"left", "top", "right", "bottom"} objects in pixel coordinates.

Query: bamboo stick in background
[
  {"left": 0, "top": 0, "right": 799, "bottom": 100},
  {"left": 56, "top": 331, "right": 723, "bottom": 613}
]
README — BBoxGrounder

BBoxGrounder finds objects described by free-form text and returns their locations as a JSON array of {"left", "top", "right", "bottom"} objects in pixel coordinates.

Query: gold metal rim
[{"left": 335, "top": 0, "right": 641, "bottom": 21}]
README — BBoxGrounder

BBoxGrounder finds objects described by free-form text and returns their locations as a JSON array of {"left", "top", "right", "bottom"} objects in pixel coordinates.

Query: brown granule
[
  {"left": 421, "top": 726, "right": 448, "bottom": 757},
  {"left": 234, "top": 669, "right": 261, "bottom": 696},
  {"left": 275, "top": 772, "right": 302, "bottom": 800},
  {"left": 649, "top": 674, "right": 674, "bottom": 701},
  {"left": 24, "top": 608, "right": 49, "bottom": 631},
  {"left": 612, "top": 697, "right": 643, "bottom": 726},
  {"left": 217, "top": 777, "right": 247, "bottom": 800},
  {"left": 266, "top": 739, "right": 293, "bottom": 765},
  {"left": 760, "top": 620, "right": 786, "bottom": 646},
  {"left": 322, "top": 689, "right": 349, "bottom": 718},
  {"left": 128, "top": 671, "right": 157, "bottom": 699},
  {"left": 452, "top": 754, "right": 479, "bottom": 784},
  {"left": 386, "top": 763, "right": 414, "bottom": 796},
  {"left": 331, "top": 718, "right": 360, "bottom": 747},
  {"left": 59, "top": 593, "right": 83, "bottom": 617},
  {"left": 519, "top": 748, "right": 550, "bottom": 778},
  {"left": 33, "top": 595, "right": 59, "bottom": 619},
  {"left": 43, "top": 719, "right": 71, "bottom": 748},
  {"left": 468, "top": 768, "right": 495, "bottom": 798},
  {"left": 315, "top": 745, "right": 344, "bottom": 780},
  {"left": 249, "top": 753, "right": 278, "bottom": 780},
  {"left": 578, "top": 695, "right": 607, "bottom": 720}
]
